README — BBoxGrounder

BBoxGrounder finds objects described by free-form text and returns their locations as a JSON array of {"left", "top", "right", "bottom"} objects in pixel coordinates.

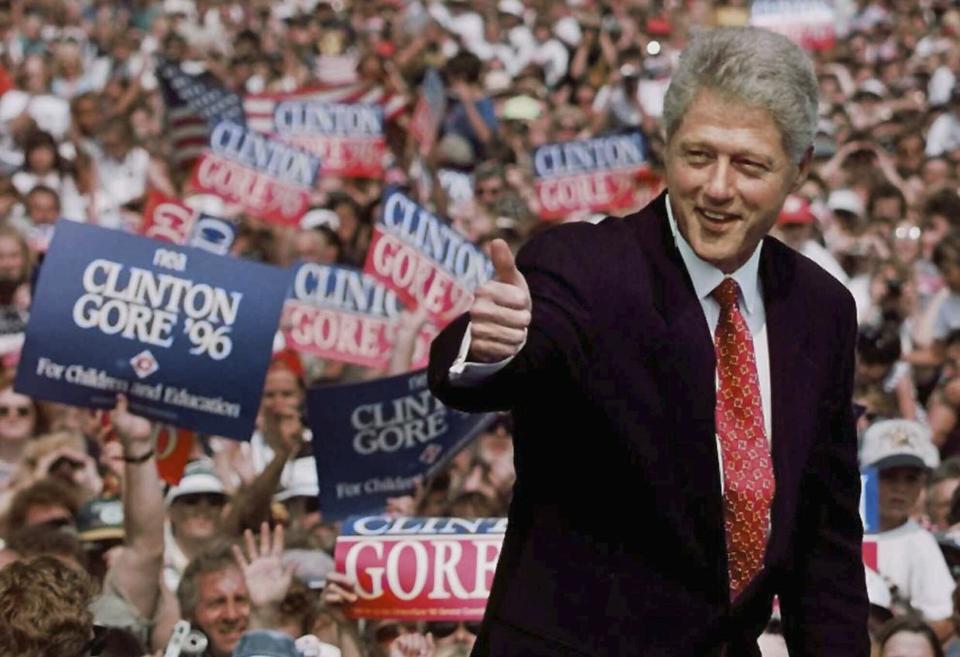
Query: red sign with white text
[
  {"left": 155, "top": 425, "right": 195, "bottom": 485},
  {"left": 536, "top": 171, "right": 649, "bottom": 220},
  {"left": 141, "top": 190, "right": 195, "bottom": 244},
  {"left": 283, "top": 302, "right": 394, "bottom": 369},
  {"left": 335, "top": 516, "right": 505, "bottom": 621},
  {"left": 190, "top": 152, "right": 310, "bottom": 227},
  {"left": 364, "top": 228, "right": 473, "bottom": 324},
  {"left": 284, "top": 134, "right": 385, "bottom": 179},
  {"left": 862, "top": 539, "right": 878, "bottom": 572}
]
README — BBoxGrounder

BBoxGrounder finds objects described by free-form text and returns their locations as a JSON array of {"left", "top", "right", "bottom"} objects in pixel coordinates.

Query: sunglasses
[
  {"left": 373, "top": 622, "right": 418, "bottom": 643},
  {"left": 283, "top": 496, "right": 320, "bottom": 514},
  {"left": 0, "top": 405, "right": 31, "bottom": 417},
  {"left": 174, "top": 493, "right": 226, "bottom": 507},
  {"left": 425, "top": 621, "right": 482, "bottom": 638}
]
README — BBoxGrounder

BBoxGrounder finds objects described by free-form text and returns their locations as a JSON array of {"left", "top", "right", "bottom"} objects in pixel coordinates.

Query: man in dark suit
[{"left": 428, "top": 26, "right": 869, "bottom": 657}]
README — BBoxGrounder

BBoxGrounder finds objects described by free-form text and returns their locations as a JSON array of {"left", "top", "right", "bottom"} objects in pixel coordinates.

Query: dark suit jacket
[{"left": 428, "top": 194, "right": 869, "bottom": 657}]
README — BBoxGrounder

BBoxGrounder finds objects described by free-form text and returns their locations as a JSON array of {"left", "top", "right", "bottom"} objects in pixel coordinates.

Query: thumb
[{"left": 490, "top": 239, "right": 525, "bottom": 289}]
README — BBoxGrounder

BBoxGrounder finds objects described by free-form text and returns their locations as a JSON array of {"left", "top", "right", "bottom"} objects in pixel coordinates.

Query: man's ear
[{"left": 791, "top": 146, "right": 814, "bottom": 193}]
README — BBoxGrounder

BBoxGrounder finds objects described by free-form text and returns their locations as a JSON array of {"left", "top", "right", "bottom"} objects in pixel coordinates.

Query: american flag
[
  {"left": 244, "top": 83, "right": 407, "bottom": 135},
  {"left": 156, "top": 57, "right": 246, "bottom": 168},
  {"left": 409, "top": 68, "right": 446, "bottom": 156}
]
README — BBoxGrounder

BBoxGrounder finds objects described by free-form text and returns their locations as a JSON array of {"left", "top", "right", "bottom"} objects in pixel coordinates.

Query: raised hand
[
  {"left": 390, "top": 632, "right": 435, "bottom": 657},
  {"left": 322, "top": 570, "right": 359, "bottom": 606},
  {"left": 467, "top": 239, "right": 532, "bottom": 363},
  {"left": 232, "top": 522, "right": 295, "bottom": 609}
]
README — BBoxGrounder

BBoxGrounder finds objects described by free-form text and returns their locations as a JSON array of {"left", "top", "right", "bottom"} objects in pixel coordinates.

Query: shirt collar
[{"left": 665, "top": 193, "right": 763, "bottom": 314}]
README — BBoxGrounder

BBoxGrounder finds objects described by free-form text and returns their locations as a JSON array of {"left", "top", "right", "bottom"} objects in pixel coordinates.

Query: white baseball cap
[
  {"left": 165, "top": 459, "right": 227, "bottom": 506},
  {"left": 860, "top": 419, "right": 939, "bottom": 471}
]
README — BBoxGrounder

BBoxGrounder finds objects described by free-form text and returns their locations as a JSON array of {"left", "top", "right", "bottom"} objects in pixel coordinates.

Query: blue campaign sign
[
  {"left": 15, "top": 221, "right": 290, "bottom": 439},
  {"left": 189, "top": 214, "right": 237, "bottom": 256},
  {"left": 531, "top": 131, "right": 648, "bottom": 179},
  {"left": 307, "top": 369, "right": 495, "bottom": 520},
  {"left": 861, "top": 466, "right": 879, "bottom": 534}
]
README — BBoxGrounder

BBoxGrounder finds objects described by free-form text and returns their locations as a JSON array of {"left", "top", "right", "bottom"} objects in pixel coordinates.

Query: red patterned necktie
[{"left": 711, "top": 277, "right": 775, "bottom": 601}]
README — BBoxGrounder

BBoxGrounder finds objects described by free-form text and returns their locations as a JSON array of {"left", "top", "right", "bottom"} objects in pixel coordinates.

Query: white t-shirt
[
  {"left": 873, "top": 519, "right": 954, "bottom": 621},
  {"left": 932, "top": 291, "right": 960, "bottom": 341},
  {"left": 0, "top": 90, "right": 71, "bottom": 140},
  {"left": 926, "top": 111, "right": 960, "bottom": 157}
]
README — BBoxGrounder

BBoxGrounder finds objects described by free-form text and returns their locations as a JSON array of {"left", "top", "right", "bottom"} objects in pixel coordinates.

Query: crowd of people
[{"left": 0, "top": 0, "right": 957, "bottom": 655}]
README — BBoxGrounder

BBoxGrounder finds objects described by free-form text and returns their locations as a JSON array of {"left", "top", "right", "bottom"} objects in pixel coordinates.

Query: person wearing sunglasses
[
  {"left": 273, "top": 456, "right": 321, "bottom": 535},
  {"left": 426, "top": 621, "right": 481, "bottom": 655},
  {"left": 163, "top": 460, "right": 229, "bottom": 592},
  {"left": 0, "top": 385, "right": 40, "bottom": 490}
]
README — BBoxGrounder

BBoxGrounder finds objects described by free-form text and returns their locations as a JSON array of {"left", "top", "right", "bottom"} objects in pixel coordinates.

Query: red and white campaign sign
[
  {"left": 364, "top": 190, "right": 492, "bottom": 324},
  {"left": 335, "top": 516, "right": 506, "bottom": 621},
  {"left": 283, "top": 262, "right": 398, "bottom": 369},
  {"left": 533, "top": 132, "right": 652, "bottom": 221},
  {"left": 750, "top": 0, "right": 836, "bottom": 52},
  {"left": 245, "top": 94, "right": 386, "bottom": 179},
  {"left": 283, "top": 262, "right": 441, "bottom": 369},
  {"left": 190, "top": 121, "right": 320, "bottom": 227},
  {"left": 142, "top": 190, "right": 195, "bottom": 244},
  {"left": 284, "top": 134, "right": 385, "bottom": 179},
  {"left": 862, "top": 539, "right": 878, "bottom": 572},
  {"left": 284, "top": 303, "right": 394, "bottom": 369},
  {"left": 154, "top": 425, "right": 195, "bottom": 485}
]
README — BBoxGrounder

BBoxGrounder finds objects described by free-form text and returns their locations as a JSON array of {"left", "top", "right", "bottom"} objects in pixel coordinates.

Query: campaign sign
[
  {"left": 283, "top": 262, "right": 401, "bottom": 369},
  {"left": 860, "top": 467, "right": 879, "bottom": 534},
  {"left": 142, "top": 191, "right": 236, "bottom": 256},
  {"left": 191, "top": 121, "right": 321, "bottom": 226},
  {"left": 750, "top": 0, "right": 836, "bottom": 52},
  {"left": 283, "top": 262, "right": 438, "bottom": 369},
  {"left": 155, "top": 425, "right": 195, "bottom": 485},
  {"left": 863, "top": 539, "right": 878, "bottom": 572},
  {"left": 335, "top": 516, "right": 505, "bottom": 621},
  {"left": 307, "top": 369, "right": 495, "bottom": 520},
  {"left": 272, "top": 100, "right": 385, "bottom": 179},
  {"left": 0, "top": 305, "right": 27, "bottom": 356},
  {"left": 14, "top": 221, "right": 290, "bottom": 439},
  {"left": 142, "top": 190, "right": 195, "bottom": 244},
  {"left": 189, "top": 214, "right": 237, "bottom": 256},
  {"left": 533, "top": 132, "right": 651, "bottom": 220},
  {"left": 364, "top": 190, "right": 492, "bottom": 323}
]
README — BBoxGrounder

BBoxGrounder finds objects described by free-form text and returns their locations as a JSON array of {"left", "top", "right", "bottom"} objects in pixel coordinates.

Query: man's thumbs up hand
[{"left": 467, "top": 239, "right": 532, "bottom": 363}]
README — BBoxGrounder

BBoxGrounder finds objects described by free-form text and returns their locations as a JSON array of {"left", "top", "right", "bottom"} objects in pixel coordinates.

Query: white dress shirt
[{"left": 449, "top": 195, "right": 775, "bottom": 483}]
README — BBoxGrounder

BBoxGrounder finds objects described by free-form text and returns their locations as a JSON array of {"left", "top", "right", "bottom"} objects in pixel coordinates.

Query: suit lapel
[
  {"left": 633, "top": 201, "right": 817, "bottom": 579},
  {"left": 759, "top": 237, "right": 814, "bottom": 561},
  {"left": 631, "top": 196, "right": 727, "bottom": 581}
]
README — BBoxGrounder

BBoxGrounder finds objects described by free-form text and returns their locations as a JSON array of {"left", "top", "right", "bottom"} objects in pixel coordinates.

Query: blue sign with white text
[
  {"left": 15, "top": 221, "right": 290, "bottom": 439},
  {"left": 307, "top": 369, "right": 495, "bottom": 520},
  {"left": 861, "top": 466, "right": 879, "bottom": 534}
]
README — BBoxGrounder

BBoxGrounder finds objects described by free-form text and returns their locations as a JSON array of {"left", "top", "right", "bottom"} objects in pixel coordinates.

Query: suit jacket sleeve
[
  {"left": 779, "top": 293, "right": 870, "bottom": 657},
  {"left": 428, "top": 225, "right": 594, "bottom": 413}
]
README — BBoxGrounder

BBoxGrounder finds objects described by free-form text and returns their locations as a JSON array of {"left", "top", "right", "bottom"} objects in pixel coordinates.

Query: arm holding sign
[
  {"left": 388, "top": 307, "right": 430, "bottom": 376},
  {"left": 390, "top": 632, "right": 436, "bottom": 657},
  {"left": 221, "top": 411, "right": 303, "bottom": 535},
  {"left": 108, "top": 394, "right": 165, "bottom": 621}
]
